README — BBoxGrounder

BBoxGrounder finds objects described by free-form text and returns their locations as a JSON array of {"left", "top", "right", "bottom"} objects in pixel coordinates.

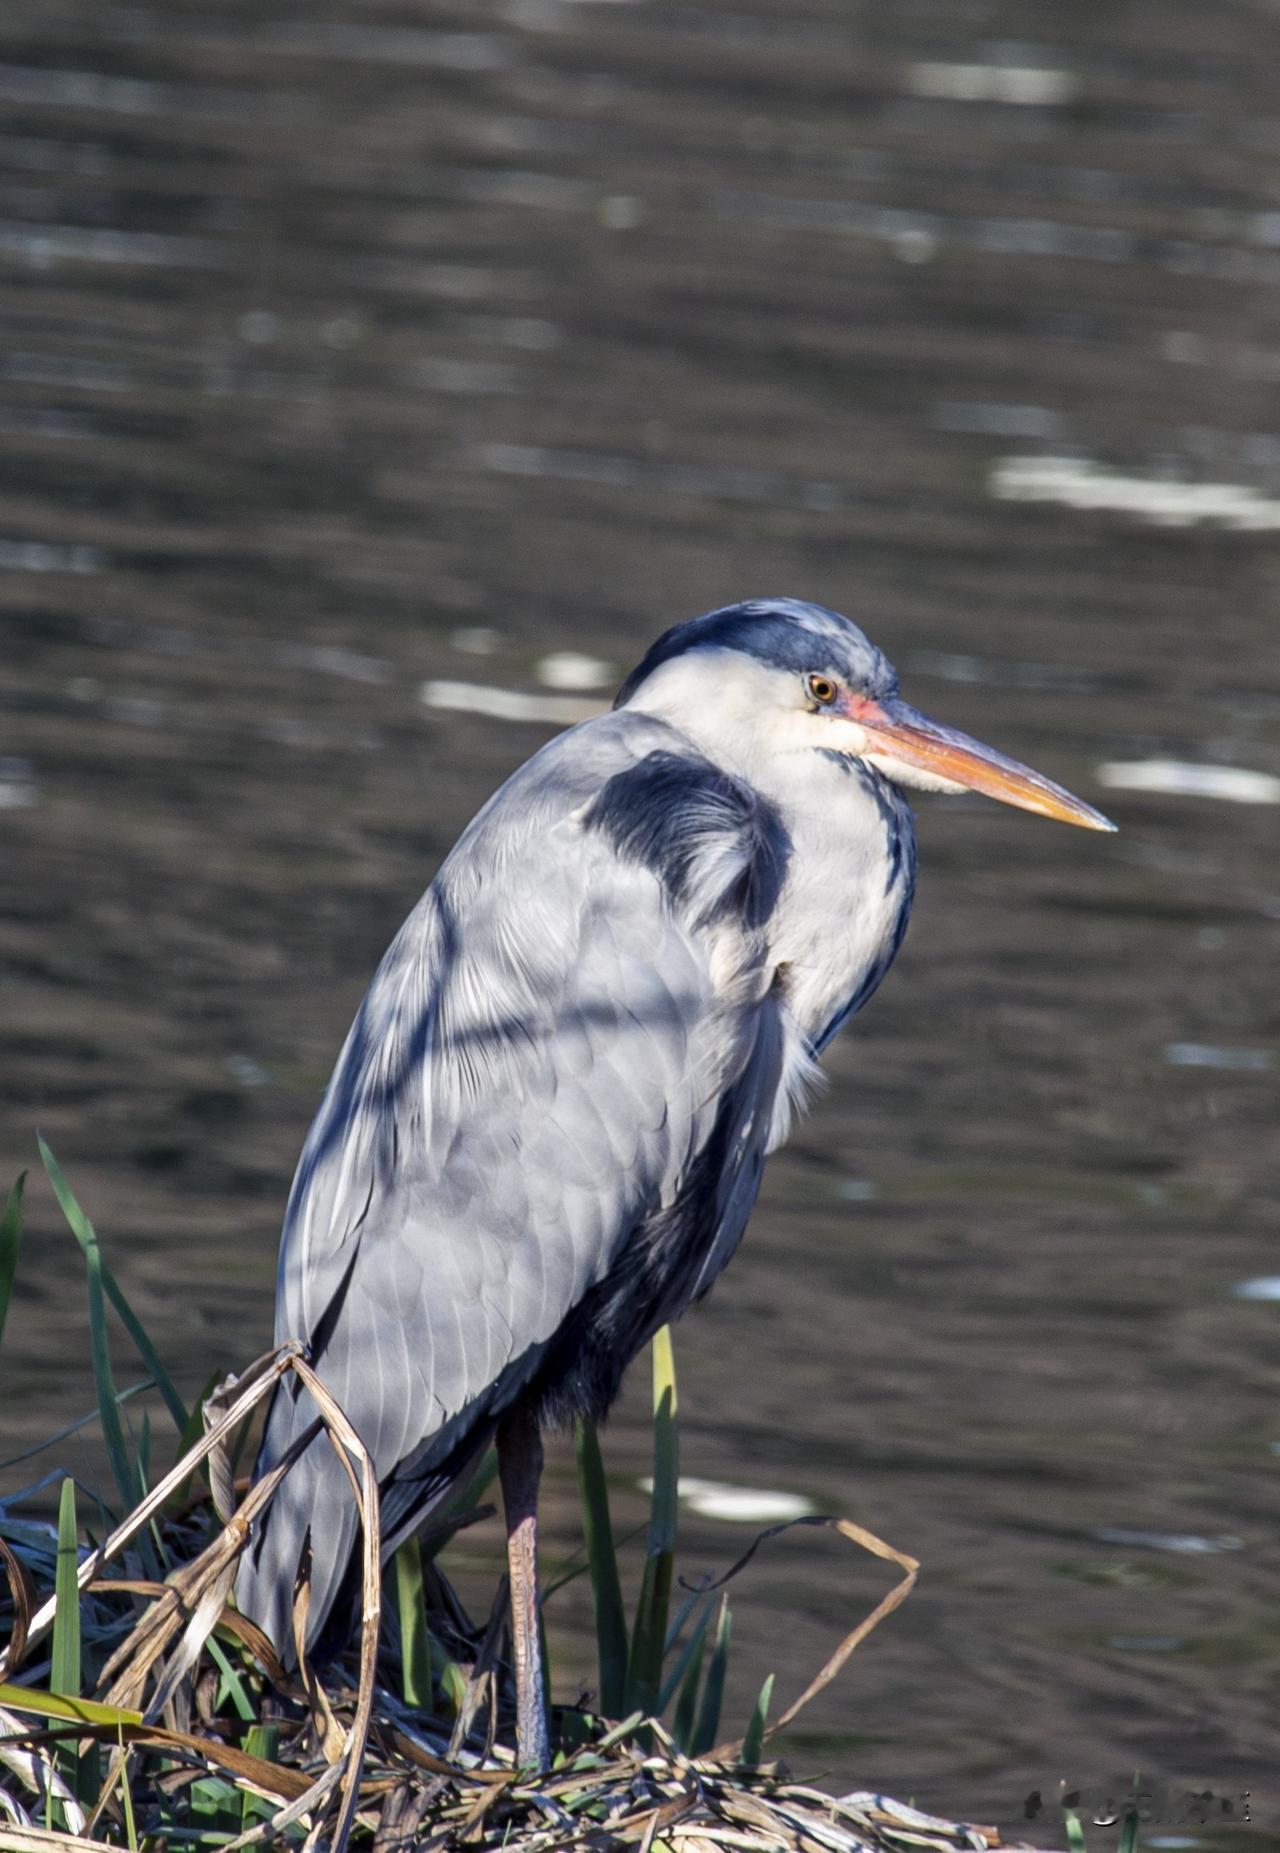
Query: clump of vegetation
[{"left": 0, "top": 1147, "right": 999, "bottom": 1853}]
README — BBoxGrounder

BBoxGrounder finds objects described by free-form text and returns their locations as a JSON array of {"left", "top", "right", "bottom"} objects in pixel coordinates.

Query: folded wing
[{"left": 235, "top": 711, "right": 791, "bottom": 1658}]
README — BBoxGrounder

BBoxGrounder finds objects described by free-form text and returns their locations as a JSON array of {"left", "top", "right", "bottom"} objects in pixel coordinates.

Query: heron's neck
[
  {"left": 624, "top": 689, "right": 917, "bottom": 1048},
  {"left": 761, "top": 747, "right": 917, "bottom": 1052}
]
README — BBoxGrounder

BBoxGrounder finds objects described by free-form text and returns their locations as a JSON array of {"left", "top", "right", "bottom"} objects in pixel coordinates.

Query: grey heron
[{"left": 235, "top": 598, "right": 1113, "bottom": 1767}]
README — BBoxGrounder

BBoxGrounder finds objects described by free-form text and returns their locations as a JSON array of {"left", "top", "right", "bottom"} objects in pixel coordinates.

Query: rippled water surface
[{"left": 2, "top": 0, "right": 1279, "bottom": 1837}]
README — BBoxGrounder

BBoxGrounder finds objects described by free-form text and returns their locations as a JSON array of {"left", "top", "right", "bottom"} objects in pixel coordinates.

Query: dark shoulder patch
[{"left": 583, "top": 751, "right": 789, "bottom": 930}]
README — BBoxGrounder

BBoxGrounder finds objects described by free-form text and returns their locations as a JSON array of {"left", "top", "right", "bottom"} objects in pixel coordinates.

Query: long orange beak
[{"left": 842, "top": 694, "right": 1116, "bottom": 831}]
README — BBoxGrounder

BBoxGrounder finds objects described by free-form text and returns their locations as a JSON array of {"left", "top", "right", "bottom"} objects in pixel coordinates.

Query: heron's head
[{"left": 616, "top": 598, "right": 1113, "bottom": 831}]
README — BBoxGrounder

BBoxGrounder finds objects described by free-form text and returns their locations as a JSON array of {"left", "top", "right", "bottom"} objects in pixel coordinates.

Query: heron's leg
[{"left": 496, "top": 1403, "right": 550, "bottom": 1771}]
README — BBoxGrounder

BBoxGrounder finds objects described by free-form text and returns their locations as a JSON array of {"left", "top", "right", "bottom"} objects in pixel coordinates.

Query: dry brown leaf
[
  {"left": 698, "top": 1515, "right": 918, "bottom": 1761},
  {"left": 0, "top": 1537, "right": 36, "bottom": 1674}
]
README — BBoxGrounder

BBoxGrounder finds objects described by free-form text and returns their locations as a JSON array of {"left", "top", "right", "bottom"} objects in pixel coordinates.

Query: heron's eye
[{"left": 806, "top": 674, "right": 837, "bottom": 707}]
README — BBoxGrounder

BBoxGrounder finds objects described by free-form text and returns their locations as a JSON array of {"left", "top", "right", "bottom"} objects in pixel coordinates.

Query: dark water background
[{"left": 2, "top": 0, "right": 1279, "bottom": 1839}]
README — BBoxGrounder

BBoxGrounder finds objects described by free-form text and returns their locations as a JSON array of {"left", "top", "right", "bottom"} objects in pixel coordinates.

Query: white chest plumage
[{"left": 767, "top": 751, "right": 917, "bottom": 1055}]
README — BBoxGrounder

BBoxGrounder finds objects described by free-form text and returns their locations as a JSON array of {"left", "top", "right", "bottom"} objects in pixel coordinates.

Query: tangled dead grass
[{"left": 0, "top": 1344, "right": 1039, "bottom": 1853}]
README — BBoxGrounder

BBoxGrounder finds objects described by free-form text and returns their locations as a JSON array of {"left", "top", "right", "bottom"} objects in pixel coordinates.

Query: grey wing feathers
[{"left": 235, "top": 710, "right": 788, "bottom": 1658}]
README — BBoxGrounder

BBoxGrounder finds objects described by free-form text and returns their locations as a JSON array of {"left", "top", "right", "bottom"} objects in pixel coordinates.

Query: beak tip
[{"left": 1053, "top": 800, "right": 1116, "bottom": 833}]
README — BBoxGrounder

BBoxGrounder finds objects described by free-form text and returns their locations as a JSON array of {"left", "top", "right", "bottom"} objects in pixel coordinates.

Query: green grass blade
[
  {"left": 205, "top": 1631, "right": 255, "bottom": 1724},
  {"left": 116, "top": 1724, "right": 139, "bottom": 1852},
  {"left": 1065, "top": 1809, "right": 1087, "bottom": 1853},
  {"left": 648, "top": 1327, "right": 679, "bottom": 1556},
  {"left": 178, "top": 1372, "right": 218, "bottom": 1455},
  {"left": 0, "top": 1171, "right": 25, "bottom": 1351},
  {"left": 240, "top": 1725, "right": 279, "bottom": 1830},
  {"left": 626, "top": 1326, "right": 679, "bottom": 1716},
  {"left": 394, "top": 1537, "right": 433, "bottom": 1709},
  {"left": 39, "top": 1144, "right": 135, "bottom": 1514},
  {"left": 662, "top": 1586, "right": 701, "bottom": 1658},
  {"left": 432, "top": 1641, "right": 468, "bottom": 1715},
  {"left": 51, "top": 1480, "right": 80, "bottom": 1700},
  {"left": 135, "top": 1409, "right": 151, "bottom": 1497},
  {"left": 659, "top": 1593, "right": 713, "bottom": 1717},
  {"left": 689, "top": 1595, "right": 731, "bottom": 1757},
  {"left": 575, "top": 1418, "right": 628, "bottom": 1720},
  {"left": 1118, "top": 1774, "right": 1144, "bottom": 1853},
  {"left": 740, "top": 1671, "right": 774, "bottom": 1767},
  {"left": 51, "top": 1479, "right": 84, "bottom": 1819},
  {"left": 188, "top": 1774, "right": 242, "bottom": 1832},
  {"left": 669, "top": 1601, "right": 711, "bottom": 1748},
  {"left": 38, "top": 1138, "right": 187, "bottom": 1436},
  {"left": 0, "top": 1683, "right": 143, "bottom": 1728}
]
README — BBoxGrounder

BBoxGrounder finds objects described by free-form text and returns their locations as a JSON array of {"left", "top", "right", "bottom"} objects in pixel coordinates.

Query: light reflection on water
[
  {"left": 1, "top": 0, "right": 1278, "bottom": 1838},
  {"left": 1099, "top": 760, "right": 1280, "bottom": 803}
]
